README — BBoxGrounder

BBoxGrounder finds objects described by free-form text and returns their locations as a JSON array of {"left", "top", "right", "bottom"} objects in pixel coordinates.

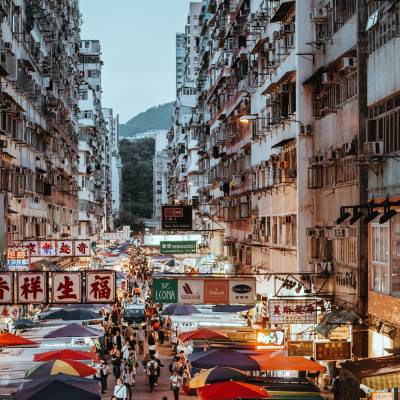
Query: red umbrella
[
  {"left": 0, "top": 332, "right": 36, "bottom": 346},
  {"left": 178, "top": 328, "right": 227, "bottom": 342},
  {"left": 198, "top": 381, "right": 271, "bottom": 400},
  {"left": 34, "top": 349, "right": 99, "bottom": 362}
]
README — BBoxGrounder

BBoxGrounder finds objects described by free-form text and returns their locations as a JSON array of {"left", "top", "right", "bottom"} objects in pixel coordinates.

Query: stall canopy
[
  {"left": 315, "top": 309, "right": 359, "bottom": 337},
  {"left": 34, "top": 349, "right": 99, "bottom": 362},
  {"left": 162, "top": 304, "right": 199, "bottom": 316},
  {"left": 43, "top": 323, "right": 103, "bottom": 338},
  {"left": 0, "top": 333, "right": 36, "bottom": 346},
  {"left": 26, "top": 360, "right": 97, "bottom": 379},
  {"left": 189, "top": 366, "right": 247, "bottom": 388},
  {"left": 211, "top": 305, "right": 254, "bottom": 313},
  {"left": 178, "top": 328, "right": 227, "bottom": 342},
  {"left": 14, "top": 374, "right": 101, "bottom": 400},
  {"left": 252, "top": 355, "right": 325, "bottom": 372},
  {"left": 342, "top": 355, "right": 400, "bottom": 390},
  {"left": 197, "top": 381, "right": 271, "bottom": 400}
]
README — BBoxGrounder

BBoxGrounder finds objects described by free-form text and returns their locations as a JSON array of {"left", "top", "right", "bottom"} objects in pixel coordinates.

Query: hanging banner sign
[
  {"left": 256, "top": 329, "right": 286, "bottom": 350},
  {"left": 17, "top": 272, "right": 47, "bottom": 304},
  {"left": 178, "top": 279, "right": 204, "bottom": 304},
  {"left": 328, "top": 325, "right": 351, "bottom": 341},
  {"left": 6, "top": 248, "right": 29, "bottom": 271},
  {"left": 160, "top": 241, "right": 197, "bottom": 254},
  {"left": 21, "top": 240, "right": 91, "bottom": 257},
  {"left": 288, "top": 340, "right": 314, "bottom": 357},
  {"left": 153, "top": 279, "right": 178, "bottom": 303},
  {"left": 315, "top": 341, "right": 352, "bottom": 361},
  {"left": 86, "top": 271, "right": 116, "bottom": 303},
  {"left": 161, "top": 205, "right": 193, "bottom": 231},
  {"left": 0, "top": 273, "right": 13, "bottom": 304},
  {"left": 153, "top": 277, "right": 256, "bottom": 305},
  {"left": 268, "top": 299, "right": 317, "bottom": 324},
  {"left": 52, "top": 272, "right": 82, "bottom": 304}
]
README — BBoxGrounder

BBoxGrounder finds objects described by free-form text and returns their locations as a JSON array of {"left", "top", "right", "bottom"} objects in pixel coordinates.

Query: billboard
[
  {"left": 256, "top": 329, "right": 286, "bottom": 350},
  {"left": 21, "top": 240, "right": 91, "bottom": 257},
  {"left": 161, "top": 205, "right": 193, "bottom": 231},
  {"left": 153, "top": 277, "right": 256, "bottom": 305}
]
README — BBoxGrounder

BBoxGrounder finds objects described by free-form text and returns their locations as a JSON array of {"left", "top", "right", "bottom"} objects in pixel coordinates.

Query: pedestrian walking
[
  {"left": 146, "top": 355, "right": 159, "bottom": 392},
  {"left": 122, "top": 365, "right": 133, "bottom": 400},
  {"left": 137, "top": 325, "right": 145, "bottom": 354},
  {"left": 110, "top": 345, "right": 122, "bottom": 380},
  {"left": 99, "top": 359, "right": 109, "bottom": 394},
  {"left": 170, "top": 369, "right": 183, "bottom": 400},
  {"left": 113, "top": 378, "right": 128, "bottom": 400},
  {"left": 148, "top": 329, "right": 157, "bottom": 357}
]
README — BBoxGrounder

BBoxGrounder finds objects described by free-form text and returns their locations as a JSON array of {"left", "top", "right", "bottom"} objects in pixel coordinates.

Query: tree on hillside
[{"left": 119, "top": 138, "right": 155, "bottom": 219}]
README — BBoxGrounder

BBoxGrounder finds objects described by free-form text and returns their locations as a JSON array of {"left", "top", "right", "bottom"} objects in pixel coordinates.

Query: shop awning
[
  {"left": 271, "top": 1, "right": 295, "bottom": 23},
  {"left": 342, "top": 355, "right": 400, "bottom": 390},
  {"left": 315, "top": 309, "right": 359, "bottom": 337}
]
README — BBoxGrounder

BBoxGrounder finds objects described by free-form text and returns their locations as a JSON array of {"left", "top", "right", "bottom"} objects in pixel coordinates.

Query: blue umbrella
[{"left": 162, "top": 304, "right": 199, "bottom": 316}]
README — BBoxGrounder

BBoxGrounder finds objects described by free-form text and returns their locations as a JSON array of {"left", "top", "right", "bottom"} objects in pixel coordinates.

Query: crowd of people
[{"left": 93, "top": 244, "right": 190, "bottom": 400}]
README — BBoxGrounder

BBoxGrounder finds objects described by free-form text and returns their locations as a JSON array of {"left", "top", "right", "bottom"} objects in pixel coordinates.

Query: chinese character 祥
[
  {"left": 77, "top": 242, "right": 88, "bottom": 254},
  {"left": 59, "top": 242, "right": 71, "bottom": 255},
  {"left": 90, "top": 275, "right": 111, "bottom": 299},
  {"left": 20, "top": 276, "right": 43, "bottom": 300},
  {"left": 0, "top": 277, "right": 10, "bottom": 300},
  {"left": 56, "top": 276, "right": 77, "bottom": 300}
]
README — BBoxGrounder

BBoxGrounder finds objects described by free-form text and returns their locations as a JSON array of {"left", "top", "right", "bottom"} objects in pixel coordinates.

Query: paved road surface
[{"left": 101, "top": 344, "right": 192, "bottom": 400}]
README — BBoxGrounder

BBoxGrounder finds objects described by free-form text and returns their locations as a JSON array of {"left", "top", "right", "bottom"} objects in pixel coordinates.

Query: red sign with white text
[
  {"left": 17, "top": 272, "right": 47, "bottom": 304},
  {"left": 86, "top": 271, "right": 116, "bottom": 303},
  {"left": 52, "top": 272, "right": 82, "bottom": 303},
  {"left": 204, "top": 280, "right": 229, "bottom": 304}
]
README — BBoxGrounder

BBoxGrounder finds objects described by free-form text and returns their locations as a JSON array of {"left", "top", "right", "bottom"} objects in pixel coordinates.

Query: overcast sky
[{"left": 79, "top": 0, "right": 191, "bottom": 123}]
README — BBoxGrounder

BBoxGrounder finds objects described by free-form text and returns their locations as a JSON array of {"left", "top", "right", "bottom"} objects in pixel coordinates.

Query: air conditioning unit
[
  {"left": 364, "top": 141, "right": 384, "bottom": 157},
  {"left": 321, "top": 72, "right": 336, "bottom": 83},
  {"left": 309, "top": 155, "right": 324, "bottom": 164},
  {"left": 333, "top": 227, "right": 350, "bottom": 239},
  {"left": 315, "top": 228, "right": 325, "bottom": 238},
  {"left": 340, "top": 57, "right": 357, "bottom": 70},
  {"left": 311, "top": 7, "right": 328, "bottom": 21},
  {"left": 306, "top": 228, "right": 316, "bottom": 237}
]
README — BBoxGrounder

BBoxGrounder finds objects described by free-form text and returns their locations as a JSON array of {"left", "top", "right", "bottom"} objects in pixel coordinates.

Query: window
[
  {"left": 371, "top": 223, "right": 390, "bottom": 294},
  {"left": 334, "top": 228, "right": 357, "bottom": 265}
]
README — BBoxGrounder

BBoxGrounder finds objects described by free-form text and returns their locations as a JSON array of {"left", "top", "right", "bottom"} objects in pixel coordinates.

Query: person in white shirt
[
  {"left": 170, "top": 370, "right": 183, "bottom": 400},
  {"left": 113, "top": 378, "right": 128, "bottom": 400}
]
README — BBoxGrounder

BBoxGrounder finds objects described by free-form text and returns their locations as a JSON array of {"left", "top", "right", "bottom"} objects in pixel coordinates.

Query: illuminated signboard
[
  {"left": 256, "top": 330, "right": 286, "bottom": 350},
  {"left": 315, "top": 341, "right": 351, "bottom": 361},
  {"left": 161, "top": 205, "right": 193, "bottom": 231},
  {"left": 269, "top": 299, "right": 317, "bottom": 324},
  {"left": 6, "top": 248, "right": 29, "bottom": 271},
  {"left": 288, "top": 340, "right": 314, "bottom": 357}
]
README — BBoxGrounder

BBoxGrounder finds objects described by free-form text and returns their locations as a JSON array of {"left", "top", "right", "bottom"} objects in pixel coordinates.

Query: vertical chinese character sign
[
  {"left": 39, "top": 241, "right": 56, "bottom": 257},
  {"left": 0, "top": 273, "right": 13, "bottom": 304},
  {"left": 56, "top": 241, "right": 73, "bottom": 256},
  {"left": 23, "top": 241, "right": 39, "bottom": 257},
  {"left": 17, "top": 272, "right": 47, "bottom": 304},
  {"left": 52, "top": 272, "right": 82, "bottom": 303},
  {"left": 74, "top": 240, "right": 90, "bottom": 257},
  {"left": 86, "top": 271, "right": 115, "bottom": 303}
]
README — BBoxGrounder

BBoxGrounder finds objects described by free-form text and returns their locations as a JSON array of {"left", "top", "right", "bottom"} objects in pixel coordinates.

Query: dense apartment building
[
  {"left": 153, "top": 131, "right": 169, "bottom": 222},
  {"left": 0, "top": 2, "right": 119, "bottom": 267},
  {"left": 0, "top": 1, "right": 81, "bottom": 257},
  {"left": 167, "top": 0, "right": 400, "bottom": 358},
  {"left": 78, "top": 40, "right": 110, "bottom": 240},
  {"left": 103, "top": 107, "right": 121, "bottom": 227}
]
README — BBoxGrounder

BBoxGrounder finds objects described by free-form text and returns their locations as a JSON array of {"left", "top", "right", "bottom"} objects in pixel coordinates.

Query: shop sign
[
  {"left": 17, "top": 272, "right": 47, "bottom": 304},
  {"left": 269, "top": 299, "right": 317, "bottom": 324},
  {"left": 288, "top": 340, "right": 314, "bottom": 357},
  {"left": 204, "top": 280, "right": 229, "bottom": 304},
  {"left": 229, "top": 280, "right": 256, "bottom": 305},
  {"left": 52, "top": 272, "right": 82, "bottom": 303},
  {"left": 161, "top": 205, "right": 193, "bottom": 231},
  {"left": 86, "top": 271, "right": 116, "bottom": 303},
  {"left": 160, "top": 241, "right": 197, "bottom": 254},
  {"left": 22, "top": 240, "right": 91, "bottom": 257},
  {"left": 372, "top": 393, "right": 394, "bottom": 400},
  {"left": 315, "top": 341, "right": 351, "bottom": 361},
  {"left": 0, "top": 273, "right": 13, "bottom": 304},
  {"left": 328, "top": 325, "right": 350, "bottom": 341},
  {"left": 153, "top": 279, "right": 178, "bottom": 303},
  {"left": 178, "top": 279, "right": 204, "bottom": 304},
  {"left": 256, "top": 329, "right": 286, "bottom": 350},
  {"left": 6, "top": 247, "right": 29, "bottom": 271}
]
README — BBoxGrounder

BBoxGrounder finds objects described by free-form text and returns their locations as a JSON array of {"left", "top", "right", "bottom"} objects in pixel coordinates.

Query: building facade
[
  {"left": 168, "top": 0, "right": 385, "bottom": 357},
  {"left": 0, "top": 0, "right": 81, "bottom": 258},
  {"left": 153, "top": 131, "right": 169, "bottom": 222}
]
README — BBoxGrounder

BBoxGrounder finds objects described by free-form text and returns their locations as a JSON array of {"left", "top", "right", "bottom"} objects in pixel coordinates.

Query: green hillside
[{"left": 119, "top": 102, "right": 174, "bottom": 137}]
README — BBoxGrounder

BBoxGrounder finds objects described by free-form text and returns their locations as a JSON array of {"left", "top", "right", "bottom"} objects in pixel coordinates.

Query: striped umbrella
[
  {"left": 189, "top": 367, "right": 247, "bottom": 388},
  {"left": 25, "top": 359, "right": 97, "bottom": 378}
]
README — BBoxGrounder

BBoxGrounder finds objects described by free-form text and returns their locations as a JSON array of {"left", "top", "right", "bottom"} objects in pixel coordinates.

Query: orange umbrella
[
  {"left": 34, "top": 349, "right": 99, "bottom": 362},
  {"left": 251, "top": 354, "right": 325, "bottom": 372},
  {"left": 178, "top": 328, "right": 227, "bottom": 342},
  {"left": 198, "top": 381, "right": 271, "bottom": 400},
  {"left": 0, "top": 332, "right": 36, "bottom": 346}
]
